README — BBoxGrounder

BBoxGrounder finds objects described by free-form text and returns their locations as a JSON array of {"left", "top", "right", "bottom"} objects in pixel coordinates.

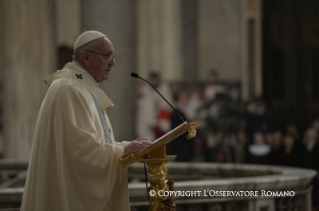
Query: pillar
[
  {"left": 198, "top": 0, "right": 242, "bottom": 81},
  {"left": 1, "top": 0, "right": 56, "bottom": 159},
  {"left": 198, "top": 0, "right": 263, "bottom": 101},
  {"left": 81, "top": 0, "right": 136, "bottom": 142},
  {"left": 136, "top": 0, "right": 183, "bottom": 81},
  {"left": 55, "top": 0, "right": 81, "bottom": 47},
  {"left": 182, "top": 0, "right": 199, "bottom": 83},
  {"left": 242, "top": 0, "right": 263, "bottom": 99}
]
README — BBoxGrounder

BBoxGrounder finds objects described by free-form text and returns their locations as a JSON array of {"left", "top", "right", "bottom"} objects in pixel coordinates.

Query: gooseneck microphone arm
[
  {"left": 131, "top": 72, "right": 185, "bottom": 124},
  {"left": 131, "top": 72, "right": 186, "bottom": 202}
]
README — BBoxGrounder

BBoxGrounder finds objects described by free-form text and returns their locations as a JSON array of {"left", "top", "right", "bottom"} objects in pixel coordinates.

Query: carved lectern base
[
  {"left": 119, "top": 122, "right": 196, "bottom": 210},
  {"left": 139, "top": 155, "right": 176, "bottom": 211}
]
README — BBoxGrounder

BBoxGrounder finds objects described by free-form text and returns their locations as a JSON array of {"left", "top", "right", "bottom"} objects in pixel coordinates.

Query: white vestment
[{"left": 21, "top": 66, "right": 130, "bottom": 211}]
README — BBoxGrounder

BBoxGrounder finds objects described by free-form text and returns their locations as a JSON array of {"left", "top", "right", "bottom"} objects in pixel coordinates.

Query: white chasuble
[{"left": 21, "top": 67, "right": 130, "bottom": 211}]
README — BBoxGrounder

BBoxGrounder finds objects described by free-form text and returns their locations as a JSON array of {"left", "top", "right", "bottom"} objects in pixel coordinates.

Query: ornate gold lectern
[{"left": 119, "top": 122, "right": 196, "bottom": 211}]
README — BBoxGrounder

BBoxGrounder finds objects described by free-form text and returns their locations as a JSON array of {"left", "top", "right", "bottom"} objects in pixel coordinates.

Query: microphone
[
  {"left": 131, "top": 72, "right": 185, "bottom": 124},
  {"left": 131, "top": 72, "right": 139, "bottom": 78}
]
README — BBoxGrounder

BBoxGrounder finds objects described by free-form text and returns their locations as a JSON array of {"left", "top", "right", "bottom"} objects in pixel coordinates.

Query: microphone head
[{"left": 131, "top": 72, "right": 139, "bottom": 78}]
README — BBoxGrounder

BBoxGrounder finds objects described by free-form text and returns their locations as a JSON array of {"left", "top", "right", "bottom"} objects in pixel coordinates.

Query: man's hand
[{"left": 123, "top": 138, "right": 152, "bottom": 158}]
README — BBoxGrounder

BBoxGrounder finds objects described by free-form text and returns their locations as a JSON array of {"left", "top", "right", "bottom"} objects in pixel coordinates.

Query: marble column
[
  {"left": 198, "top": 0, "right": 242, "bottom": 81},
  {"left": 55, "top": 0, "right": 81, "bottom": 47},
  {"left": 182, "top": 0, "right": 199, "bottom": 83},
  {"left": 198, "top": 0, "right": 262, "bottom": 100},
  {"left": 81, "top": 0, "right": 136, "bottom": 142},
  {"left": 0, "top": 2, "right": 4, "bottom": 129},
  {"left": 243, "top": 0, "right": 263, "bottom": 99},
  {"left": 1, "top": 0, "right": 56, "bottom": 159},
  {"left": 136, "top": 0, "right": 183, "bottom": 81}
]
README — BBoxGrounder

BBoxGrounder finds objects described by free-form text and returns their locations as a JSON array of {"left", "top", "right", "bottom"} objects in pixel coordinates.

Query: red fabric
[{"left": 158, "top": 109, "right": 170, "bottom": 120}]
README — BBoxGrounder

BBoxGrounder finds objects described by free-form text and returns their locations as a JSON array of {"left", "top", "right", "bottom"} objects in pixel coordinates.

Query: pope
[{"left": 21, "top": 30, "right": 151, "bottom": 211}]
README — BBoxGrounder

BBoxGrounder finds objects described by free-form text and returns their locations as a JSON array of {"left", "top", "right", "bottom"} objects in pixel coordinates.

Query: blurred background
[{"left": 0, "top": 0, "right": 319, "bottom": 210}]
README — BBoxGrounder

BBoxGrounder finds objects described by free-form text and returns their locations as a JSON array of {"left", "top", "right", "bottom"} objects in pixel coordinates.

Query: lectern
[{"left": 119, "top": 122, "right": 196, "bottom": 211}]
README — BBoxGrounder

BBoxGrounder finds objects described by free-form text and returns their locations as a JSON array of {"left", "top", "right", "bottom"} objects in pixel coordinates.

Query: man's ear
[{"left": 81, "top": 52, "right": 90, "bottom": 66}]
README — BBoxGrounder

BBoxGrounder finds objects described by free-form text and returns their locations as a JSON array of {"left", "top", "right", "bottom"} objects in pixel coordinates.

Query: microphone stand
[
  {"left": 131, "top": 72, "right": 189, "bottom": 211},
  {"left": 131, "top": 72, "right": 185, "bottom": 124}
]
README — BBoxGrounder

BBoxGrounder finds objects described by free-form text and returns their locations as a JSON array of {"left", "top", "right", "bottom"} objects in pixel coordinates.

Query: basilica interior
[{"left": 0, "top": 0, "right": 319, "bottom": 210}]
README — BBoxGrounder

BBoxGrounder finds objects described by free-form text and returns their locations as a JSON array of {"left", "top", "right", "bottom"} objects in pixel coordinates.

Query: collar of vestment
[
  {"left": 66, "top": 61, "right": 99, "bottom": 86},
  {"left": 44, "top": 64, "right": 114, "bottom": 111}
]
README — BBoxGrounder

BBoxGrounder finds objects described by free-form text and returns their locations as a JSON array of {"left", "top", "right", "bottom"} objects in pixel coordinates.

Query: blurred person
[
  {"left": 311, "top": 119, "right": 319, "bottom": 134},
  {"left": 234, "top": 129, "right": 248, "bottom": 163},
  {"left": 277, "top": 132, "right": 306, "bottom": 168},
  {"left": 0, "top": 124, "right": 3, "bottom": 159},
  {"left": 186, "top": 84, "right": 209, "bottom": 162},
  {"left": 265, "top": 132, "right": 273, "bottom": 146},
  {"left": 204, "top": 70, "right": 225, "bottom": 100},
  {"left": 302, "top": 128, "right": 319, "bottom": 170},
  {"left": 186, "top": 83, "right": 207, "bottom": 121},
  {"left": 246, "top": 132, "right": 273, "bottom": 165},
  {"left": 206, "top": 129, "right": 226, "bottom": 162},
  {"left": 303, "top": 128, "right": 318, "bottom": 154},
  {"left": 285, "top": 124, "right": 300, "bottom": 141},
  {"left": 272, "top": 129, "right": 283, "bottom": 151},
  {"left": 137, "top": 72, "right": 172, "bottom": 139},
  {"left": 268, "top": 129, "right": 283, "bottom": 164},
  {"left": 135, "top": 81, "right": 157, "bottom": 141},
  {"left": 284, "top": 124, "right": 306, "bottom": 162},
  {"left": 169, "top": 81, "right": 180, "bottom": 103},
  {"left": 224, "top": 135, "right": 237, "bottom": 163},
  {"left": 21, "top": 31, "right": 151, "bottom": 211},
  {"left": 169, "top": 91, "right": 194, "bottom": 162},
  {"left": 313, "top": 169, "right": 319, "bottom": 210},
  {"left": 245, "top": 96, "right": 274, "bottom": 142},
  {"left": 301, "top": 128, "right": 319, "bottom": 210},
  {"left": 205, "top": 126, "right": 236, "bottom": 163}
]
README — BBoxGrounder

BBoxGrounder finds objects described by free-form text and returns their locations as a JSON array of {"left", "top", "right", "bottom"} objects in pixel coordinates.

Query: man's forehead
[{"left": 94, "top": 38, "right": 114, "bottom": 51}]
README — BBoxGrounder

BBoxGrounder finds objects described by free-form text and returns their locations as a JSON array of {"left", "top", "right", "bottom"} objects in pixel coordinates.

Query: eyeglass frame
[{"left": 86, "top": 50, "right": 116, "bottom": 62}]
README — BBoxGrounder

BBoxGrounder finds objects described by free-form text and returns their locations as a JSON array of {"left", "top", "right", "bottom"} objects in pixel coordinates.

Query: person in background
[
  {"left": 246, "top": 132, "right": 273, "bottom": 165},
  {"left": 277, "top": 132, "right": 306, "bottom": 168},
  {"left": 301, "top": 128, "right": 319, "bottom": 210},
  {"left": 245, "top": 97, "right": 274, "bottom": 143},
  {"left": 169, "top": 81, "right": 180, "bottom": 103},
  {"left": 205, "top": 128, "right": 235, "bottom": 163},
  {"left": 137, "top": 72, "right": 172, "bottom": 139},
  {"left": 234, "top": 129, "right": 248, "bottom": 163},
  {"left": 204, "top": 70, "right": 225, "bottom": 101},
  {"left": 206, "top": 129, "right": 224, "bottom": 162},
  {"left": 186, "top": 83, "right": 207, "bottom": 121},
  {"left": 272, "top": 129, "right": 283, "bottom": 152},
  {"left": 0, "top": 124, "right": 3, "bottom": 159},
  {"left": 313, "top": 169, "right": 319, "bottom": 210},
  {"left": 267, "top": 129, "right": 283, "bottom": 164},
  {"left": 302, "top": 128, "right": 319, "bottom": 170},
  {"left": 135, "top": 81, "right": 157, "bottom": 141},
  {"left": 285, "top": 124, "right": 300, "bottom": 141},
  {"left": 169, "top": 91, "right": 194, "bottom": 162},
  {"left": 186, "top": 83, "right": 208, "bottom": 162},
  {"left": 311, "top": 119, "right": 319, "bottom": 135}
]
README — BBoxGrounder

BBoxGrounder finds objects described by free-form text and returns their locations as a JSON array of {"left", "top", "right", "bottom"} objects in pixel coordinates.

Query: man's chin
[{"left": 102, "top": 75, "right": 109, "bottom": 82}]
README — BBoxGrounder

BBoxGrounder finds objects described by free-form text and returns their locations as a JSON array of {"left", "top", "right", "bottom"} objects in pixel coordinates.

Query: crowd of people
[
  {"left": 135, "top": 70, "right": 319, "bottom": 208},
  {"left": 135, "top": 70, "right": 319, "bottom": 167}
]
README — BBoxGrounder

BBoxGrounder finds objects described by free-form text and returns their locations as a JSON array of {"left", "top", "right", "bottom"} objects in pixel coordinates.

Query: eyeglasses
[{"left": 87, "top": 50, "right": 116, "bottom": 62}]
